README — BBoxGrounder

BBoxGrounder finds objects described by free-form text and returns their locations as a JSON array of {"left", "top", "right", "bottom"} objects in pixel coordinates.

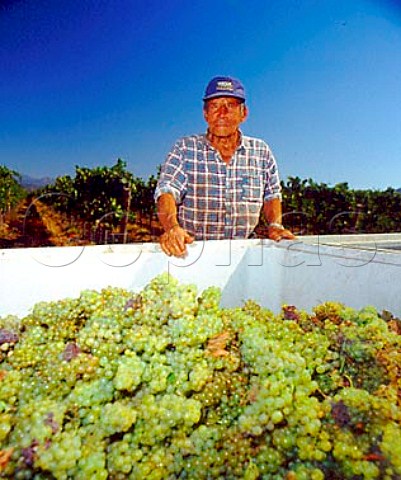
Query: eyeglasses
[{"left": 206, "top": 99, "right": 243, "bottom": 113}]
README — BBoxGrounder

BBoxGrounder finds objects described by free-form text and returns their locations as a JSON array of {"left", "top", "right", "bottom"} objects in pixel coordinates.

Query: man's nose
[{"left": 216, "top": 103, "right": 229, "bottom": 114}]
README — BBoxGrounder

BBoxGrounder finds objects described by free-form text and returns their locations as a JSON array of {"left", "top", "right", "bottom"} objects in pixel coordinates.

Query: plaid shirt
[{"left": 154, "top": 133, "right": 282, "bottom": 240}]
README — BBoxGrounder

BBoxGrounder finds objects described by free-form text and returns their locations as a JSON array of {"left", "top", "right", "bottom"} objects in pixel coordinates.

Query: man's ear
[{"left": 241, "top": 104, "right": 249, "bottom": 122}]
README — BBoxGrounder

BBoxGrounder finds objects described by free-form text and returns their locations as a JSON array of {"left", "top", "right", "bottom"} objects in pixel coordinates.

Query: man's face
[{"left": 203, "top": 97, "right": 248, "bottom": 137}]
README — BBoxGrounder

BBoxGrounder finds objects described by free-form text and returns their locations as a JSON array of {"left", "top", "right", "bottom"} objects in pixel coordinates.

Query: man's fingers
[
  {"left": 160, "top": 242, "right": 172, "bottom": 256},
  {"left": 175, "top": 235, "right": 186, "bottom": 252},
  {"left": 160, "top": 227, "right": 192, "bottom": 257},
  {"left": 184, "top": 233, "right": 195, "bottom": 244},
  {"left": 268, "top": 227, "right": 296, "bottom": 242},
  {"left": 279, "top": 230, "right": 296, "bottom": 240}
]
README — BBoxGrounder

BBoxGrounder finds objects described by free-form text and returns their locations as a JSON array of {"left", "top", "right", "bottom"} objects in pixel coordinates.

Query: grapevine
[
  {"left": 0, "top": 166, "right": 26, "bottom": 219},
  {"left": 0, "top": 274, "right": 400, "bottom": 479}
]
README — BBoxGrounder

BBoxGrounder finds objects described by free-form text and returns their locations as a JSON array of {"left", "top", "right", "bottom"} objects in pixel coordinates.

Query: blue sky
[{"left": 1, "top": 0, "right": 400, "bottom": 189}]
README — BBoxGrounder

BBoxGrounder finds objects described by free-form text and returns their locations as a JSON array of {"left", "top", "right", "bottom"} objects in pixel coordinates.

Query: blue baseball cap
[{"left": 203, "top": 76, "right": 246, "bottom": 102}]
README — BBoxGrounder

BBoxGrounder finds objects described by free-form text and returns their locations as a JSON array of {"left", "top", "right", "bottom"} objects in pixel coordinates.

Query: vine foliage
[{"left": 0, "top": 165, "right": 26, "bottom": 221}]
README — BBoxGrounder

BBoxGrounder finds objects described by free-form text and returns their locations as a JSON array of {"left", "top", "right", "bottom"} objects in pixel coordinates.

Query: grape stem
[{"left": 343, "top": 373, "right": 353, "bottom": 388}]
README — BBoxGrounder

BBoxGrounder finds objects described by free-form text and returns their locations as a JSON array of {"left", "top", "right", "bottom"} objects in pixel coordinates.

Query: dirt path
[
  {"left": 0, "top": 198, "right": 54, "bottom": 248},
  {"left": 0, "top": 199, "right": 163, "bottom": 248}
]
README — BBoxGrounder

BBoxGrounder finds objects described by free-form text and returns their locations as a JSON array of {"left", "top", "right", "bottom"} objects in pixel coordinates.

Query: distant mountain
[{"left": 20, "top": 175, "right": 54, "bottom": 191}]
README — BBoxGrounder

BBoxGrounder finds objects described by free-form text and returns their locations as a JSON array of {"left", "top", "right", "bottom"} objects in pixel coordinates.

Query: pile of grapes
[{"left": 0, "top": 274, "right": 400, "bottom": 480}]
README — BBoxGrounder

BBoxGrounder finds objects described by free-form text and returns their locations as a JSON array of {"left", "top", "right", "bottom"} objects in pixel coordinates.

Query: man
[{"left": 154, "top": 75, "right": 294, "bottom": 257}]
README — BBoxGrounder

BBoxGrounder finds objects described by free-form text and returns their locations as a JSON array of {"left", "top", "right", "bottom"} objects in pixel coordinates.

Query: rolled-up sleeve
[
  {"left": 263, "top": 146, "right": 282, "bottom": 202},
  {"left": 154, "top": 139, "right": 188, "bottom": 204}
]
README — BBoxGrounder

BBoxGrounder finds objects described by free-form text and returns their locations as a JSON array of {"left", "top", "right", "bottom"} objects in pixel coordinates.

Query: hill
[{"left": 20, "top": 174, "right": 54, "bottom": 191}]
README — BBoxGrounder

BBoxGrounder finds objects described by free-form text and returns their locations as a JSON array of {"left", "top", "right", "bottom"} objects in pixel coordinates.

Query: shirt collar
[{"left": 237, "top": 130, "right": 246, "bottom": 151}]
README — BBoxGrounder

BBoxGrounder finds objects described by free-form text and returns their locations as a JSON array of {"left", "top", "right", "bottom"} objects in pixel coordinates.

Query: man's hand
[
  {"left": 267, "top": 225, "right": 296, "bottom": 242},
  {"left": 160, "top": 225, "right": 194, "bottom": 257},
  {"left": 263, "top": 198, "right": 295, "bottom": 242}
]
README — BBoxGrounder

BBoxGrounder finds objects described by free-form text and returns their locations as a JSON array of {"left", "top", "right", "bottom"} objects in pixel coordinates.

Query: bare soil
[{"left": 0, "top": 199, "right": 162, "bottom": 249}]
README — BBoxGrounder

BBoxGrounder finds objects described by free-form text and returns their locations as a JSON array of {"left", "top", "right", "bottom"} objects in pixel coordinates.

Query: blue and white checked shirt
[{"left": 154, "top": 133, "right": 282, "bottom": 240}]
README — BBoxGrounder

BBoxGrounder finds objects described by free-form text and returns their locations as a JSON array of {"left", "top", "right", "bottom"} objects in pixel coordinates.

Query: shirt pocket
[{"left": 240, "top": 171, "right": 264, "bottom": 203}]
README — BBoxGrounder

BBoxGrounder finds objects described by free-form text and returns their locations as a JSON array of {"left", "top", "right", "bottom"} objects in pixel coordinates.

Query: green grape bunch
[{"left": 0, "top": 273, "right": 400, "bottom": 479}]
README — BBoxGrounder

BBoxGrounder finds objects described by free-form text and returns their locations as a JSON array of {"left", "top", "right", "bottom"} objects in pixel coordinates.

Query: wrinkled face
[{"left": 203, "top": 97, "right": 248, "bottom": 137}]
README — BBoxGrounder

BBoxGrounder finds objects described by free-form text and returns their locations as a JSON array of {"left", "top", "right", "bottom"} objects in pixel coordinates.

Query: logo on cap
[{"left": 216, "top": 81, "right": 234, "bottom": 92}]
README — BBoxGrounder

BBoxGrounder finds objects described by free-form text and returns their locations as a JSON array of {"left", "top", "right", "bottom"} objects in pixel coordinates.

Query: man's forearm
[
  {"left": 263, "top": 197, "right": 295, "bottom": 240},
  {"left": 157, "top": 193, "right": 179, "bottom": 232},
  {"left": 263, "top": 197, "right": 283, "bottom": 226}
]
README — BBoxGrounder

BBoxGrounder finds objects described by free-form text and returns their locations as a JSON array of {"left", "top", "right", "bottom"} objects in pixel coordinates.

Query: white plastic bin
[{"left": 1, "top": 234, "right": 401, "bottom": 318}]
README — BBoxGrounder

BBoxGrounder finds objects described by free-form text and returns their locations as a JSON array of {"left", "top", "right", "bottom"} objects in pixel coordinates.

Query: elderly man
[{"left": 154, "top": 75, "right": 294, "bottom": 257}]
